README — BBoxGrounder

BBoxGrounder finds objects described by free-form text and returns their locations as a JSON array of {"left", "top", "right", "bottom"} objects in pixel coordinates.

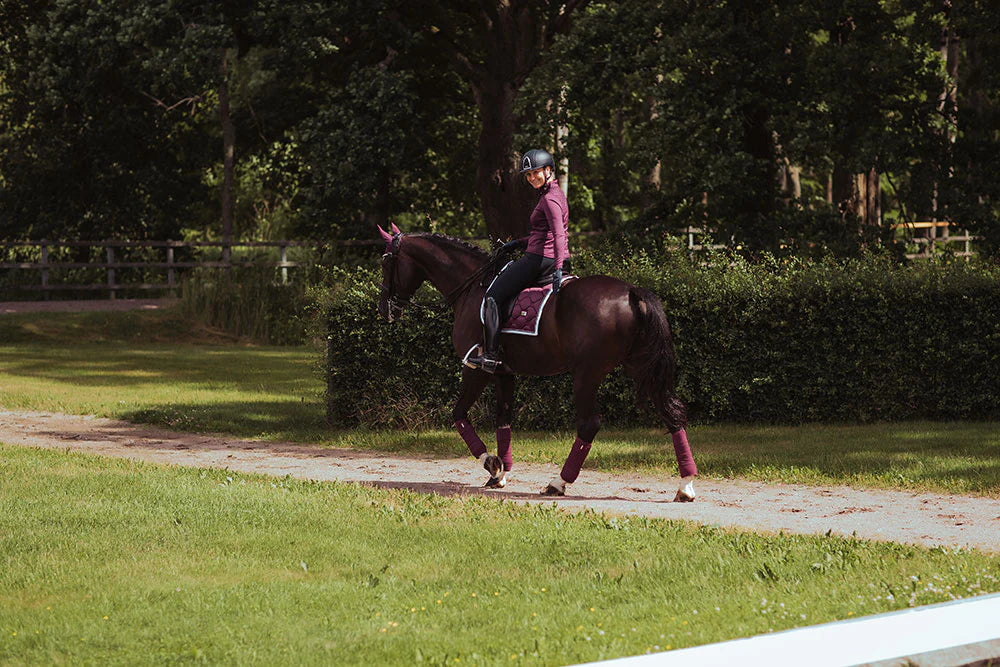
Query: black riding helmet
[{"left": 519, "top": 148, "right": 555, "bottom": 173}]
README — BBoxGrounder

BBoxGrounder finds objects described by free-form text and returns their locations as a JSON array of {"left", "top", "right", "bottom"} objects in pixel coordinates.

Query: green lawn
[
  {"left": 1, "top": 309, "right": 998, "bottom": 496},
  {"left": 2, "top": 445, "right": 998, "bottom": 665}
]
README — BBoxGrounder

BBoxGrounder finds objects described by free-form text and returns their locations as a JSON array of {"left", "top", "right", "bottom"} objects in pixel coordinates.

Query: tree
[
  {"left": 389, "top": 0, "right": 591, "bottom": 239},
  {"left": 940, "top": 1, "right": 1000, "bottom": 253},
  {"left": 0, "top": 0, "right": 212, "bottom": 240}
]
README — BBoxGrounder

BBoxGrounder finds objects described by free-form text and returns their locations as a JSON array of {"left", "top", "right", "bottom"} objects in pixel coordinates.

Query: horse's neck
[{"left": 408, "top": 238, "right": 485, "bottom": 301}]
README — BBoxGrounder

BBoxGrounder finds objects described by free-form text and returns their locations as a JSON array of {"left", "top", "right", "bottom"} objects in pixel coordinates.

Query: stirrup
[{"left": 465, "top": 353, "right": 502, "bottom": 374}]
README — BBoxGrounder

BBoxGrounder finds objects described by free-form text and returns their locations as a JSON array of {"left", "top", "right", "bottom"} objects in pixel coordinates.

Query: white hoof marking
[{"left": 674, "top": 476, "right": 696, "bottom": 502}]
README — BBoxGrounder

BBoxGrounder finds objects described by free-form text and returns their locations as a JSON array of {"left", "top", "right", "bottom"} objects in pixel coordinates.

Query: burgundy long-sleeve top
[{"left": 521, "top": 181, "right": 570, "bottom": 269}]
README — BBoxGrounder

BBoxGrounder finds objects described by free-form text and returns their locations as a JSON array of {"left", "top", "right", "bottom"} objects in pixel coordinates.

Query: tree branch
[
  {"left": 141, "top": 91, "right": 204, "bottom": 114},
  {"left": 429, "top": 25, "right": 486, "bottom": 84}
]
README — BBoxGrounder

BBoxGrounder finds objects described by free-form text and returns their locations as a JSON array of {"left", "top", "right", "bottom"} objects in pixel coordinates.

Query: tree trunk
[
  {"left": 640, "top": 88, "right": 662, "bottom": 211},
  {"left": 864, "top": 168, "right": 880, "bottom": 227},
  {"left": 832, "top": 164, "right": 859, "bottom": 218},
  {"left": 738, "top": 103, "right": 777, "bottom": 246},
  {"left": 219, "top": 48, "right": 234, "bottom": 264},
  {"left": 424, "top": 2, "right": 589, "bottom": 240},
  {"left": 472, "top": 79, "right": 534, "bottom": 240},
  {"left": 363, "top": 167, "right": 390, "bottom": 230},
  {"left": 933, "top": 5, "right": 959, "bottom": 220}
]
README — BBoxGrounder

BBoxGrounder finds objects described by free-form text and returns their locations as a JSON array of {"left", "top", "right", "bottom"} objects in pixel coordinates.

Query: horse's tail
[{"left": 626, "top": 286, "right": 687, "bottom": 432}]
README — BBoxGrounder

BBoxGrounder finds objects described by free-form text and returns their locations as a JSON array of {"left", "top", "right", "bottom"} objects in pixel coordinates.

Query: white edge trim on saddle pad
[{"left": 479, "top": 272, "right": 576, "bottom": 338}]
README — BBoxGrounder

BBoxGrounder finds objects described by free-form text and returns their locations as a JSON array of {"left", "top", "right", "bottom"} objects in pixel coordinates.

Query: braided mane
[{"left": 409, "top": 232, "right": 490, "bottom": 260}]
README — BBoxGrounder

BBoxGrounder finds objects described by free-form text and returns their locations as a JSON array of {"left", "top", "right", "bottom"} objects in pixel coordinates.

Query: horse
[{"left": 376, "top": 224, "right": 697, "bottom": 500}]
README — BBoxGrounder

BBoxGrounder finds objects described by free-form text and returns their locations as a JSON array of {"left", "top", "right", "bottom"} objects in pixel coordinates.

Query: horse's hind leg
[
  {"left": 664, "top": 396, "right": 697, "bottom": 502},
  {"left": 452, "top": 368, "right": 502, "bottom": 482},
  {"left": 488, "top": 374, "right": 515, "bottom": 489},
  {"left": 543, "top": 370, "right": 604, "bottom": 496}
]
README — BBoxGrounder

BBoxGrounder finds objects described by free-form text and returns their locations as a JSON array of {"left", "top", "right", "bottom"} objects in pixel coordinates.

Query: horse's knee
[
  {"left": 576, "top": 414, "right": 601, "bottom": 443},
  {"left": 452, "top": 406, "right": 467, "bottom": 423}
]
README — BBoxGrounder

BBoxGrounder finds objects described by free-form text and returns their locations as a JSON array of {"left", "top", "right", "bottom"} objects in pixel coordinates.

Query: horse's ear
[
  {"left": 377, "top": 225, "right": 393, "bottom": 243},
  {"left": 391, "top": 222, "right": 402, "bottom": 235}
]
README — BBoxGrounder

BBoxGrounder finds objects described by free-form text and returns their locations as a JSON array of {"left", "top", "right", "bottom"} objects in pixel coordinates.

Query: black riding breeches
[{"left": 486, "top": 253, "right": 555, "bottom": 311}]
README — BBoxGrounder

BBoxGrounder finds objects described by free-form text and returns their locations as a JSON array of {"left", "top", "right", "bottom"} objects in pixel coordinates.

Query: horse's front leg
[
  {"left": 486, "top": 374, "right": 516, "bottom": 489},
  {"left": 452, "top": 367, "right": 503, "bottom": 484}
]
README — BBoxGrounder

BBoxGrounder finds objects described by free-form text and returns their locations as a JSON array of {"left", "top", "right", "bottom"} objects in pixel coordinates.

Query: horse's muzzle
[{"left": 378, "top": 297, "right": 403, "bottom": 323}]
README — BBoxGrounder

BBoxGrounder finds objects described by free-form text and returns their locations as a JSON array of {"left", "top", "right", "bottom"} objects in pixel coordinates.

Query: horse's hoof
[
  {"left": 540, "top": 484, "right": 565, "bottom": 497},
  {"left": 483, "top": 454, "right": 503, "bottom": 478},
  {"left": 484, "top": 475, "right": 506, "bottom": 489},
  {"left": 674, "top": 476, "right": 696, "bottom": 502}
]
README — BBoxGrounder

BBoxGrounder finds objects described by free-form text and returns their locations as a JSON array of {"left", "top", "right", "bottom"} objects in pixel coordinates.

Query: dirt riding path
[{"left": 3, "top": 409, "right": 999, "bottom": 553}]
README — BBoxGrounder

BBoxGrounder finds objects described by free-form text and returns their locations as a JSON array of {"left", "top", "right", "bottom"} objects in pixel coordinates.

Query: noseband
[{"left": 380, "top": 233, "right": 406, "bottom": 316}]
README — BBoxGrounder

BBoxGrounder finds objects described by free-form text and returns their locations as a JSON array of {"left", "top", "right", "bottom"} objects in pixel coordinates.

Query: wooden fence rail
[
  {"left": 1, "top": 226, "right": 981, "bottom": 299},
  {"left": 0, "top": 239, "right": 353, "bottom": 298},
  {"left": 892, "top": 221, "right": 977, "bottom": 259}
]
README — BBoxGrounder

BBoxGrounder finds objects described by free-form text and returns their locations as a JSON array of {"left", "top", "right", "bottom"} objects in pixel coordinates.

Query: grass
[
  {"left": 1, "top": 309, "right": 999, "bottom": 496},
  {"left": 2, "top": 444, "right": 999, "bottom": 665}
]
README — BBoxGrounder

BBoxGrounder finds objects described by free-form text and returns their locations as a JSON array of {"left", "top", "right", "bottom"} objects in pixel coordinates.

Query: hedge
[{"left": 319, "top": 249, "right": 1000, "bottom": 429}]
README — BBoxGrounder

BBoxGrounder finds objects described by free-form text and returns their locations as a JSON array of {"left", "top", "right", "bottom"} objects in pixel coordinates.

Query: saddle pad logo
[{"left": 500, "top": 285, "right": 551, "bottom": 335}]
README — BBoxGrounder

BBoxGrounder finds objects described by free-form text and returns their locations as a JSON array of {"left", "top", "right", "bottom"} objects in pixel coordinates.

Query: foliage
[
  {"left": 319, "top": 246, "right": 1000, "bottom": 427},
  {"left": 522, "top": 0, "right": 960, "bottom": 253},
  {"left": 3, "top": 1, "right": 1000, "bottom": 255},
  {"left": 0, "top": 1, "right": 211, "bottom": 239}
]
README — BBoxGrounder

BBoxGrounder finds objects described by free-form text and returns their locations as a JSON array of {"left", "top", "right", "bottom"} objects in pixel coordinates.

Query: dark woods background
[{"left": 3, "top": 1, "right": 1000, "bottom": 256}]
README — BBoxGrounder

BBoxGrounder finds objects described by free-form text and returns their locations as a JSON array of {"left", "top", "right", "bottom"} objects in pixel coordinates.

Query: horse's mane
[{"left": 409, "top": 232, "right": 490, "bottom": 261}]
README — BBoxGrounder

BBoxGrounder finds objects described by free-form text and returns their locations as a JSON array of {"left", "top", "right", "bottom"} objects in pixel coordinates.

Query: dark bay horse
[{"left": 376, "top": 225, "right": 697, "bottom": 500}]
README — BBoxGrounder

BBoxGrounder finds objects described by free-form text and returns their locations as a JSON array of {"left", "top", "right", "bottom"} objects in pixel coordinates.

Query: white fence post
[
  {"left": 40, "top": 240, "right": 50, "bottom": 300},
  {"left": 106, "top": 244, "right": 116, "bottom": 300}
]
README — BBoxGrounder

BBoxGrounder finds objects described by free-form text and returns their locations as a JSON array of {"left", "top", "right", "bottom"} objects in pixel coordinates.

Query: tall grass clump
[{"left": 180, "top": 266, "right": 310, "bottom": 345}]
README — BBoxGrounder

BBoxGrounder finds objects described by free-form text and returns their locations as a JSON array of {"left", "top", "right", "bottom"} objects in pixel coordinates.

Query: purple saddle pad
[
  {"left": 501, "top": 285, "right": 553, "bottom": 335},
  {"left": 479, "top": 276, "right": 575, "bottom": 337}
]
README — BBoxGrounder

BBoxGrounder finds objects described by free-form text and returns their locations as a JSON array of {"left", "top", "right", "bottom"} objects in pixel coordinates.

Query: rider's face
[{"left": 525, "top": 167, "right": 549, "bottom": 189}]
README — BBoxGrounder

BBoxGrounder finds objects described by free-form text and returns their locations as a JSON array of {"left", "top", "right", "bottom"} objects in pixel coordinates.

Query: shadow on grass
[
  {"left": 585, "top": 423, "right": 1000, "bottom": 494},
  {"left": 120, "top": 401, "right": 330, "bottom": 442},
  {"left": 118, "top": 402, "right": 469, "bottom": 458},
  {"left": 0, "top": 345, "right": 314, "bottom": 392}
]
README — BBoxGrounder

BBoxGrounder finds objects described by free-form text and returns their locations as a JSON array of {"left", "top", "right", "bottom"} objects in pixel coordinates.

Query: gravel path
[{"left": 2, "top": 409, "right": 998, "bottom": 553}]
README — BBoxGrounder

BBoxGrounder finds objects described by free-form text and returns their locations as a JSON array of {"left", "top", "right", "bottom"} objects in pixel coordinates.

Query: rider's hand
[
  {"left": 551, "top": 268, "right": 563, "bottom": 295},
  {"left": 501, "top": 239, "right": 526, "bottom": 253}
]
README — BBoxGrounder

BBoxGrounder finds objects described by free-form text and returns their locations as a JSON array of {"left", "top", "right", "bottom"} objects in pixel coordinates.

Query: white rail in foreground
[{"left": 581, "top": 593, "right": 1000, "bottom": 667}]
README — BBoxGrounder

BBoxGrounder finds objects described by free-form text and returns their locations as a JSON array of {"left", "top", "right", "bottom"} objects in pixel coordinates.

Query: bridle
[
  {"left": 379, "top": 232, "right": 507, "bottom": 319},
  {"left": 380, "top": 234, "right": 408, "bottom": 321}
]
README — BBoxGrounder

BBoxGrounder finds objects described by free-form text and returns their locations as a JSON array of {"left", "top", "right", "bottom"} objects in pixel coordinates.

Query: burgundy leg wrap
[
  {"left": 560, "top": 437, "right": 593, "bottom": 484},
  {"left": 455, "top": 420, "right": 487, "bottom": 458},
  {"left": 672, "top": 429, "right": 698, "bottom": 478},
  {"left": 496, "top": 426, "right": 513, "bottom": 471}
]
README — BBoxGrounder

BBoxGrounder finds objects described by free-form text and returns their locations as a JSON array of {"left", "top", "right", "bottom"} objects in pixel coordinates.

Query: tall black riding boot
[{"left": 466, "top": 297, "right": 502, "bottom": 373}]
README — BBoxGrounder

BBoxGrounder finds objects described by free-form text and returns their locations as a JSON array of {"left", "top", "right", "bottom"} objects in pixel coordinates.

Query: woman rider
[{"left": 467, "top": 148, "right": 570, "bottom": 373}]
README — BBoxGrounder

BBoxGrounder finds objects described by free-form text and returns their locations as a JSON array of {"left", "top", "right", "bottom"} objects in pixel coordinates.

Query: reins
[{"left": 381, "top": 234, "right": 501, "bottom": 313}]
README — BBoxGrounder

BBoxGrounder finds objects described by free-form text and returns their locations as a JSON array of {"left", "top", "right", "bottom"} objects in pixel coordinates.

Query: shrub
[{"left": 317, "top": 248, "right": 1000, "bottom": 428}]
